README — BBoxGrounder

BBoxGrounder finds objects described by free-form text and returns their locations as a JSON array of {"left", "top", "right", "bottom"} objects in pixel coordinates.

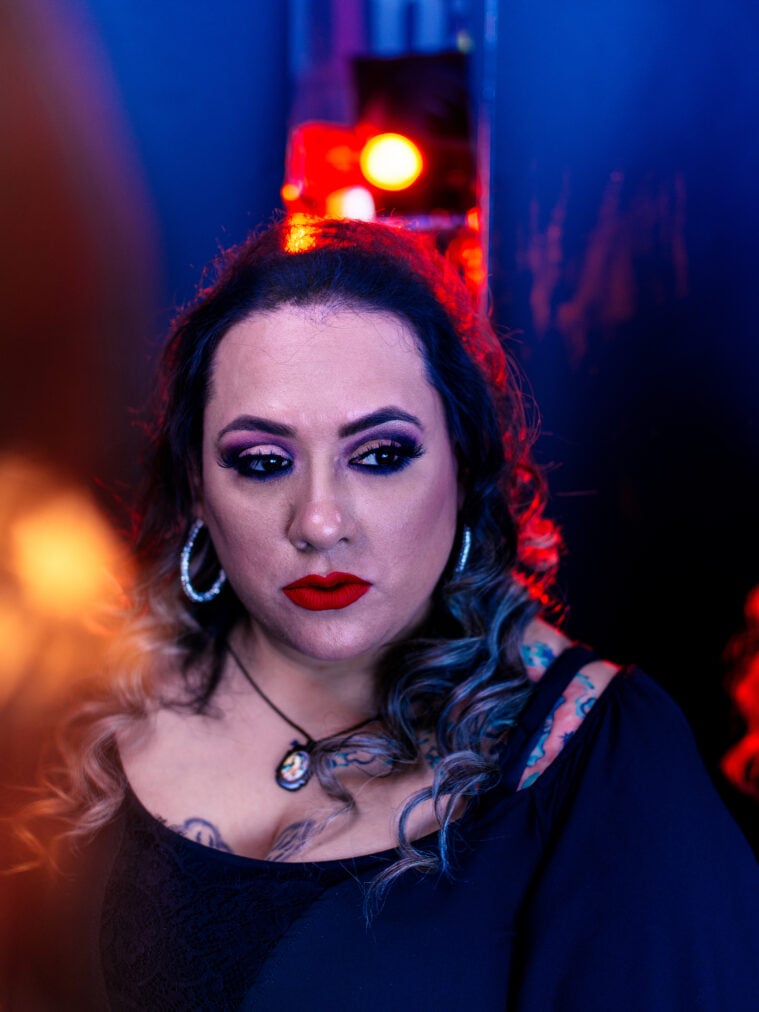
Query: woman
[{"left": 5, "top": 217, "right": 759, "bottom": 1010}]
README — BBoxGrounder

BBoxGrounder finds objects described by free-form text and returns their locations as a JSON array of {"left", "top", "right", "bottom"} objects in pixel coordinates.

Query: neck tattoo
[{"left": 226, "top": 643, "right": 379, "bottom": 791}]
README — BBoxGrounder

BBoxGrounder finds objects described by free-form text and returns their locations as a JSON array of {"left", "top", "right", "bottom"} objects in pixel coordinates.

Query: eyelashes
[
  {"left": 219, "top": 448, "right": 293, "bottom": 480},
  {"left": 218, "top": 435, "right": 424, "bottom": 482},
  {"left": 348, "top": 436, "right": 424, "bottom": 474}
]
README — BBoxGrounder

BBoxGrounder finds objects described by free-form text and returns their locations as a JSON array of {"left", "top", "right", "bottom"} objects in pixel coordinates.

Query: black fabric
[
  {"left": 5, "top": 658, "right": 759, "bottom": 1010},
  {"left": 100, "top": 795, "right": 359, "bottom": 1010}
]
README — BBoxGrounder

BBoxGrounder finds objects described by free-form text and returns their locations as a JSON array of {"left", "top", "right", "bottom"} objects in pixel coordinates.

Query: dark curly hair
[{"left": 16, "top": 217, "right": 561, "bottom": 904}]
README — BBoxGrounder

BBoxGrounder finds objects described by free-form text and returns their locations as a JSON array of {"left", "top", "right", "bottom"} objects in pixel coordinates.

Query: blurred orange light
[
  {"left": 10, "top": 492, "right": 119, "bottom": 619},
  {"left": 360, "top": 133, "right": 423, "bottom": 191},
  {"left": 281, "top": 182, "right": 301, "bottom": 203},
  {"left": 460, "top": 239, "right": 486, "bottom": 287}
]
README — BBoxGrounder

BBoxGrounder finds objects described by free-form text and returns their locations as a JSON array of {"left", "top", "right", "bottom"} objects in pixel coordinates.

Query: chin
[
  {"left": 284, "top": 632, "right": 386, "bottom": 666},
  {"left": 266, "top": 614, "right": 402, "bottom": 667},
  {"left": 245, "top": 595, "right": 432, "bottom": 667}
]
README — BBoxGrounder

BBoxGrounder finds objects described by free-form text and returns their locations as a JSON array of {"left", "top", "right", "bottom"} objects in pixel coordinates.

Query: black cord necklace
[{"left": 226, "top": 643, "right": 379, "bottom": 792}]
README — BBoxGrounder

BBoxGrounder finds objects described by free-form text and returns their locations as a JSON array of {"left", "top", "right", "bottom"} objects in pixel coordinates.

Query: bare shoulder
[
  {"left": 116, "top": 671, "right": 214, "bottom": 795},
  {"left": 116, "top": 703, "right": 176, "bottom": 788},
  {"left": 518, "top": 618, "right": 620, "bottom": 789},
  {"left": 520, "top": 617, "right": 574, "bottom": 680}
]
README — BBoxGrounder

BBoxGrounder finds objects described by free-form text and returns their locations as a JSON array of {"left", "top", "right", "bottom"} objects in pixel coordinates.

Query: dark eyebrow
[
  {"left": 216, "top": 407, "right": 423, "bottom": 442},
  {"left": 217, "top": 416, "right": 296, "bottom": 440},
  {"left": 338, "top": 407, "right": 424, "bottom": 438}
]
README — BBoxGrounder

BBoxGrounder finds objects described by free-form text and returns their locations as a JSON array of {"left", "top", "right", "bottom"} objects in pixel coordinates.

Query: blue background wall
[
  {"left": 80, "top": 0, "right": 290, "bottom": 318},
  {"left": 490, "top": 2, "right": 759, "bottom": 843}
]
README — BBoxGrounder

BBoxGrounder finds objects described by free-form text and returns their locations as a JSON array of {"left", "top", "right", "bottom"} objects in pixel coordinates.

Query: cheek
[
  {"left": 407, "top": 479, "right": 457, "bottom": 531},
  {"left": 385, "top": 467, "right": 459, "bottom": 569},
  {"left": 202, "top": 484, "right": 279, "bottom": 570}
]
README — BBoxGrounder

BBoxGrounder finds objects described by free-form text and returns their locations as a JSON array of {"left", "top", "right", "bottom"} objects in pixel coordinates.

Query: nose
[{"left": 286, "top": 477, "right": 356, "bottom": 552}]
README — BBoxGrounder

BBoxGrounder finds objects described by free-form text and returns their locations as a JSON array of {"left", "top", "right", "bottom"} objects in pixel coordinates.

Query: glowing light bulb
[
  {"left": 325, "top": 186, "right": 376, "bottom": 220},
  {"left": 360, "top": 133, "right": 423, "bottom": 192}
]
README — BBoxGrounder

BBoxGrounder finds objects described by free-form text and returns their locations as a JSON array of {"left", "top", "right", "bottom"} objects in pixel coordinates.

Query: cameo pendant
[{"left": 276, "top": 739, "right": 315, "bottom": 791}]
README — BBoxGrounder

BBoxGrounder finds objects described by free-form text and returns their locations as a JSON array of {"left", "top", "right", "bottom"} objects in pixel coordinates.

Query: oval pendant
[{"left": 276, "top": 743, "right": 312, "bottom": 791}]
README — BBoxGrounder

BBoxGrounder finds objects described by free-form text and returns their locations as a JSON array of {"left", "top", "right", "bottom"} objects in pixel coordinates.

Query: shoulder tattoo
[
  {"left": 524, "top": 694, "right": 566, "bottom": 773},
  {"left": 519, "top": 669, "right": 602, "bottom": 789},
  {"left": 573, "top": 671, "right": 598, "bottom": 717},
  {"left": 521, "top": 641, "right": 557, "bottom": 672}
]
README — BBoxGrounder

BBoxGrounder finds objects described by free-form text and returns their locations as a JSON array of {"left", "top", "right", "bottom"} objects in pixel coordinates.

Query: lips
[{"left": 282, "top": 572, "right": 371, "bottom": 612}]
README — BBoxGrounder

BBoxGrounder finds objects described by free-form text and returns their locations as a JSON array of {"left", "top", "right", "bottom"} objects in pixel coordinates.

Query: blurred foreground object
[
  {"left": 723, "top": 586, "right": 759, "bottom": 802},
  {"left": 0, "top": 0, "right": 159, "bottom": 492},
  {"left": 0, "top": 455, "right": 130, "bottom": 807}
]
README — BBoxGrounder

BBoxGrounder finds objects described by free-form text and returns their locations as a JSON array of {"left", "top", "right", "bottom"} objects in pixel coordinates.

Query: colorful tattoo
[
  {"left": 521, "top": 641, "right": 557, "bottom": 671},
  {"left": 329, "top": 736, "right": 443, "bottom": 772},
  {"left": 329, "top": 748, "right": 377, "bottom": 769},
  {"left": 520, "top": 669, "right": 603, "bottom": 789},
  {"left": 574, "top": 672, "right": 598, "bottom": 717},
  {"left": 417, "top": 734, "right": 442, "bottom": 769},
  {"left": 169, "top": 817, "right": 232, "bottom": 852},
  {"left": 524, "top": 695, "right": 566, "bottom": 769}
]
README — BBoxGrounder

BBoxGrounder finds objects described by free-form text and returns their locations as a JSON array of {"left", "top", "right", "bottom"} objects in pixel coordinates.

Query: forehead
[{"left": 206, "top": 303, "right": 445, "bottom": 430}]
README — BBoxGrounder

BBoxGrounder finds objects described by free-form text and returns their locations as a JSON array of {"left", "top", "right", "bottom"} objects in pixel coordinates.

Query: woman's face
[{"left": 198, "top": 302, "right": 461, "bottom": 668}]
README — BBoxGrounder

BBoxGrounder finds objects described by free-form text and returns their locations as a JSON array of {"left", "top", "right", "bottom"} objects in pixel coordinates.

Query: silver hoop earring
[
  {"left": 180, "top": 520, "right": 227, "bottom": 603},
  {"left": 454, "top": 526, "right": 472, "bottom": 577}
]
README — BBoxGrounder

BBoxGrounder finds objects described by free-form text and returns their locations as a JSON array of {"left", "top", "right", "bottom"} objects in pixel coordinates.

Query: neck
[{"left": 223, "top": 622, "right": 379, "bottom": 739}]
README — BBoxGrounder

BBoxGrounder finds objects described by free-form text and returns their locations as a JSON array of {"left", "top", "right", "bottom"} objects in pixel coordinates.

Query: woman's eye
[
  {"left": 221, "top": 450, "right": 293, "bottom": 480},
  {"left": 350, "top": 439, "right": 423, "bottom": 474}
]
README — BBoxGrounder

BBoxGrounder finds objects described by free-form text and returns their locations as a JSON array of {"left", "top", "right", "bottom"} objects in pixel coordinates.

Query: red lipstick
[{"left": 283, "top": 572, "right": 371, "bottom": 611}]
